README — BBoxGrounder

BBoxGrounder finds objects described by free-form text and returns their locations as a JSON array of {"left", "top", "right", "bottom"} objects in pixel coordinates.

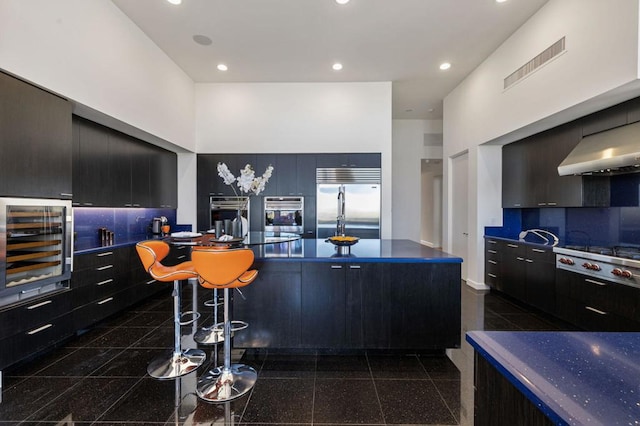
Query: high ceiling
[{"left": 112, "top": 0, "right": 548, "bottom": 119}]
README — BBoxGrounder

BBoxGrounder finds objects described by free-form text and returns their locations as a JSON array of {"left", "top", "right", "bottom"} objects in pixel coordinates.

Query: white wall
[
  {"left": 392, "top": 119, "right": 443, "bottom": 241},
  {"left": 0, "top": 0, "right": 196, "bottom": 152},
  {"left": 194, "top": 82, "right": 393, "bottom": 237},
  {"left": 442, "top": 0, "right": 640, "bottom": 287}
]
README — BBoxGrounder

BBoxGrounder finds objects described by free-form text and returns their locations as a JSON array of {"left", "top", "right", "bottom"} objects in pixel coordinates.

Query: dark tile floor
[{"left": 0, "top": 284, "right": 575, "bottom": 425}]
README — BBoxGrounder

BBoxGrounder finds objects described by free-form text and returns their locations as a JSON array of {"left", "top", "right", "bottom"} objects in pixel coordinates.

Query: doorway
[{"left": 451, "top": 152, "right": 469, "bottom": 280}]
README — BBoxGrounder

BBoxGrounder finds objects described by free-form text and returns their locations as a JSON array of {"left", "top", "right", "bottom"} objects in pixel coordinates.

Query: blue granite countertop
[
  {"left": 76, "top": 237, "right": 462, "bottom": 263},
  {"left": 253, "top": 238, "right": 462, "bottom": 263},
  {"left": 466, "top": 331, "right": 640, "bottom": 425}
]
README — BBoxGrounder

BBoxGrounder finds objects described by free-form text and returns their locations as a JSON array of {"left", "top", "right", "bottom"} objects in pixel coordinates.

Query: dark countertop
[
  {"left": 466, "top": 331, "right": 640, "bottom": 425},
  {"left": 256, "top": 238, "right": 463, "bottom": 263},
  {"left": 484, "top": 234, "right": 558, "bottom": 250},
  {"left": 76, "top": 237, "right": 462, "bottom": 263}
]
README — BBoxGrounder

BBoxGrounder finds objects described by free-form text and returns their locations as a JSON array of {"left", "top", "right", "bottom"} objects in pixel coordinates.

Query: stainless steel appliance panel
[
  {"left": 264, "top": 196, "right": 303, "bottom": 234},
  {"left": 209, "top": 196, "right": 250, "bottom": 234},
  {"left": 0, "top": 198, "right": 72, "bottom": 306},
  {"left": 316, "top": 184, "right": 380, "bottom": 239}
]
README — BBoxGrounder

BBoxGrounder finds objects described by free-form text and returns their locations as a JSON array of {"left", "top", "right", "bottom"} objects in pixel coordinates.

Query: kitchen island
[
  {"left": 467, "top": 331, "right": 640, "bottom": 425},
  {"left": 233, "top": 238, "right": 462, "bottom": 352}
]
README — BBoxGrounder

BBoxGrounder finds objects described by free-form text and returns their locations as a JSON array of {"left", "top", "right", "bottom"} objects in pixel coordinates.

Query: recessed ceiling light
[
  {"left": 496, "top": 0, "right": 508, "bottom": 3},
  {"left": 332, "top": 63, "right": 343, "bottom": 71},
  {"left": 217, "top": 64, "right": 228, "bottom": 71},
  {"left": 336, "top": 0, "right": 350, "bottom": 4},
  {"left": 439, "top": 62, "right": 451, "bottom": 70},
  {"left": 167, "top": 0, "right": 182, "bottom": 5}
]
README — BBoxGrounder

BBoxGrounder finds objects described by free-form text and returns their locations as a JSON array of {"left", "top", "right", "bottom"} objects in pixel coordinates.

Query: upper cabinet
[
  {"left": 72, "top": 116, "right": 177, "bottom": 208},
  {"left": 316, "top": 153, "right": 381, "bottom": 168},
  {"left": 0, "top": 72, "right": 72, "bottom": 199},
  {"left": 503, "top": 122, "right": 609, "bottom": 208}
]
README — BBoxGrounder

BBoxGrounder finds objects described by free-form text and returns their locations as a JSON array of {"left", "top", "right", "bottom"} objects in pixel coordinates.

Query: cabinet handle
[
  {"left": 488, "top": 260, "right": 497, "bottom": 265},
  {"left": 177, "top": 255, "right": 186, "bottom": 260},
  {"left": 507, "top": 244, "right": 519, "bottom": 248},
  {"left": 488, "top": 250, "right": 497, "bottom": 254},
  {"left": 82, "top": 202, "right": 94, "bottom": 206},
  {"left": 516, "top": 257, "right": 525, "bottom": 261},
  {"left": 488, "top": 273, "right": 497, "bottom": 278},
  {"left": 177, "top": 246, "right": 187, "bottom": 250},
  {"left": 132, "top": 204, "right": 141, "bottom": 207},
  {"left": 97, "top": 297, "right": 114, "bottom": 305},
  {"left": 97, "top": 252, "right": 114, "bottom": 257},
  {"left": 487, "top": 240, "right": 497, "bottom": 244},
  {"left": 537, "top": 203, "right": 547, "bottom": 206},
  {"left": 531, "top": 248, "right": 546, "bottom": 253},
  {"left": 27, "top": 324, "right": 53, "bottom": 335},
  {"left": 96, "top": 265, "right": 113, "bottom": 271},
  {"left": 525, "top": 259, "right": 533, "bottom": 263},
  {"left": 331, "top": 265, "right": 343, "bottom": 269},
  {"left": 27, "top": 300, "right": 52, "bottom": 310},
  {"left": 513, "top": 203, "right": 522, "bottom": 207},
  {"left": 349, "top": 265, "right": 361, "bottom": 269},
  {"left": 146, "top": 279, "right": 157, "bottom": 285},
  {"left": 585, "top": 278, "right": 607, "bottom": 287},
  {"left": 124, "top": 204, "right": 132, "bottom": 207},
  {"left": 547, "top": 202, "right": 557, "bottom": 206},
  {"left": 585, "top": 306, "right": 607, "bottom": 315},
  {"left": 60, "top": 193, "right": 73, "bottom": 197},
  {"left": 97, "top": 279, "right": 114, "bottom": 286}
]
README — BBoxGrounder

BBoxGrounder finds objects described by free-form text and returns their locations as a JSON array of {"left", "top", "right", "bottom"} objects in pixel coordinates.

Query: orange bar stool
[
  {"left": 136, "top": 240, "right": 206, "bottom": 379},
  {"left": 191, "top": 247, "right": 258, "bottom": 402},
  {"left": 192, "top": 244, "right": 231, "bottom": 346}
]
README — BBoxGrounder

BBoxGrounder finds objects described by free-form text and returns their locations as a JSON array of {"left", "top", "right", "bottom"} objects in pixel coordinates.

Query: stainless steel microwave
[{"left": 264, "top": 196, "right": 303, "bottom": 234}]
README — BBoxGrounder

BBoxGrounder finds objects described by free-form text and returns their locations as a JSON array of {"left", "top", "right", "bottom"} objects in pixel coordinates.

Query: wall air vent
[{"left": 504, "top": 37, "right": 566, "bottom": 90}]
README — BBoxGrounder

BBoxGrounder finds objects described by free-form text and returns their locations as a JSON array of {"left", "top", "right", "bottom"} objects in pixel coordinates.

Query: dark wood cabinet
[
  {"left": 296, "top": 155, "right": 317, "bottom": 196},
  {"left": 0, "top": 72, "right": 72, "bottom": 199},
  {"left": 233, "top": 260, "right": 460, "bottom": 351},
  {"left": 301, "top": 262, "right": 347, "bottom": 348},
  {"left": 555, "top": 269, "right": 640, "bottom": 331},
  {"left": 502, "top": 122, "right": 609, "bottom": 208},
  {"left": 234, "top": 261, "right": 302, "bottom": 348},
  {"left": 73, "top": 117, "right": 177, "bottom": 208},
  {"left": 581, "top": 102, "right": 627, "bottom": 136},
  {"left": 0, "top": 290, "right": 73, "bottom": 370},
  {"left": 501, "top": 242, "right": 526, "bottom": 301},
  {"left": 524, "top": 246, "right": 556, "bottom": 313},
  {"left": 484, "top": 238, "right": 502, "bottom": 291},
  {"left": 316, "top": 153, "right": 381, "bottom": 168}
]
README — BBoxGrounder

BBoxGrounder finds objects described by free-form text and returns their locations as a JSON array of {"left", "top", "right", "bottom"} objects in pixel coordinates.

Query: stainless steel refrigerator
[{"left": 316, "top": 168, "right": 381, "bottom": 239}]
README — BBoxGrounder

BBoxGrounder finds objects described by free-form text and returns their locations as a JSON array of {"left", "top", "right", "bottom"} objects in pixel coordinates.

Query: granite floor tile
[
  {"left": 83, "top": 326, "right": 156, "bottom": 348},
  {"left": 433, "top": 379, "right": 462, "bottom": 424},
  {"left": 259, "top": 353, "right": 317, "bottom": 378},
  {"left": 316, "top": 354, "right": 371, "bottom": 378},
  {"left": 24, "top": 377, "right": 140, "bottom": 422},
  {"left": 118, "top": 311, "right": 173, "bottom": 327},
  {"left": 0, "top": 377, "right": 78, "bottom": 421},
  {"left": 5, "top": 347, "right": 77, "bottom": 378},
  {"left": 34, "top": 347, "right": 123, "bottom": 377},
  {"left": 375, "top": 379, "right": 457, "bottom": 425},
  {"left": 419, "top": 356, "right": 461, "bottom": 380},
  {"left": 131, "top": 325, "right": 174, "bottom": 348},
  {"left": 367, "top": 354, "right": 429, "bottom": 379},
  {"left": 313, "top": 378, "right": 384, "bottom": 424},
  {"left": 67, "top": 326, "right": 116, "bottom": 347},
  {"left": 97, "top": 377, "right": 183, "bottom": 423},
  {"left": 167, "top": 392, "right": 249, "bottom": 424},
  {"left": 240, "top": 378, "right": 314, "bottom": 423},
  {"left": 90, "top": 347, "right": 162, "bottom": 377}
]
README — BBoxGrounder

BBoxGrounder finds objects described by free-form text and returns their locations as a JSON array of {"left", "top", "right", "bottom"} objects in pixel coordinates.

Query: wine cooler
[{"left": 0, "top": 198, "right": 72, "bottom": 306}]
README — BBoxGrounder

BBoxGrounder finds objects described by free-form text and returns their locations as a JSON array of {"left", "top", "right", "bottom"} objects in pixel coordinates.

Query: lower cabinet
[
  {"left": 555, "top": 269, "right": 640, "bottom": 331},
  {"left": 0, "top": 290, "right": 73, "bottom": 370},
  {"left": 234, "top": 260, "right": 461, "bottom": 351}
]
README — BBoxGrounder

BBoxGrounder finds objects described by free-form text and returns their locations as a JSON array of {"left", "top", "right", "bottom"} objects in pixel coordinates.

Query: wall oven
[
  {"left": 210, "top": 196, "right": 250, "bottom": 234},
  {"left": 264, "top": 196, "right": 303, "bottom": 234},
  {"left": 0, "top": 198, "right": 72, "bottom": 307}
]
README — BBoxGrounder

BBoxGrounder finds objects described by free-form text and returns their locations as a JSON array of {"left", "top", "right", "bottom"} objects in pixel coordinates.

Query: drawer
[
  {"left": 74, "top": 247, "right": 130, "bottom": 271},
  {"left": 73, "top": 289, "right": 128, "bottom": 329},
  {"left": 0, "top": 290, "right": 72, "bottom": 339},
  {"left": 71, "top": 262, "right": 128, "bottom": 289},
  {"left": 0, "top": 313, "right": 73, "bottom": 370},
  {"left": 526, "top": 246, "right": 554, "bottom": 263},
  {"left": 73, "top": 275, "right": 126, "bottom": 307}
]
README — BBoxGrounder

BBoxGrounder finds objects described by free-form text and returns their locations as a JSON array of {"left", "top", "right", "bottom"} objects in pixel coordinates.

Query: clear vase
[{"left": 233, "top": 208, "right": 243, "bottom": 238}]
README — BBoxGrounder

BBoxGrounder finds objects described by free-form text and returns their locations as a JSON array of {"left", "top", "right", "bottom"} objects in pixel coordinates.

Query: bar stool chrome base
[
  {"left": 147, "top": 348, "right": 207, "bottom": 379},
  {"left": 194, "top": 327, "right": 226, "bottom": 345},
  {"left": 196, "top": 364, "right": 257, "bottom": 402}
]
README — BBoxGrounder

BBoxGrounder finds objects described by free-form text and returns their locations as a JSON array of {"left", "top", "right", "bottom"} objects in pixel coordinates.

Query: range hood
[{"left": 557, "top": 121, "right": 640, "bottom": 176}]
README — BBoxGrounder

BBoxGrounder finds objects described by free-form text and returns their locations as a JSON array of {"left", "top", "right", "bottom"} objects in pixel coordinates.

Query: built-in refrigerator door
[{"left": 316, "top": 184, "right": 380, "bottom": 239}]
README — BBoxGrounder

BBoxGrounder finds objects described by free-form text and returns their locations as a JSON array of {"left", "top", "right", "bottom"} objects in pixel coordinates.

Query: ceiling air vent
[{"left": 504, "top": 37, "right": 566, "bottom": 89}]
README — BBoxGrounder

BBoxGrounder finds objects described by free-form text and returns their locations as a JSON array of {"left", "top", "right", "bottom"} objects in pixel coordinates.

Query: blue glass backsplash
[
  {"left": 485, "top": 207, "right": 640, "bottom": 248},
  {"left": 73, "top": 207, "right": 178, "bottom": 251}
]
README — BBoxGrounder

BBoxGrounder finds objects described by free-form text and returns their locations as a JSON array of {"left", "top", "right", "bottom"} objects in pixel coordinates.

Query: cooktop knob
[
  {"left": 621, "top": 269, "right": 633, "bottom": 279},
  {"left": 582, "top": 262, "right": 591, "bottom": 269}
]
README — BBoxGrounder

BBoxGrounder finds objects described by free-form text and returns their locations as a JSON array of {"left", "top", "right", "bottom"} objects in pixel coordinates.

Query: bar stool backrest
[
  {"left": 136, "top": 240, "right": 171, "bottom": 273},
  {"left": 192, "top": 248, "right": 255, "bottom": 289}
]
